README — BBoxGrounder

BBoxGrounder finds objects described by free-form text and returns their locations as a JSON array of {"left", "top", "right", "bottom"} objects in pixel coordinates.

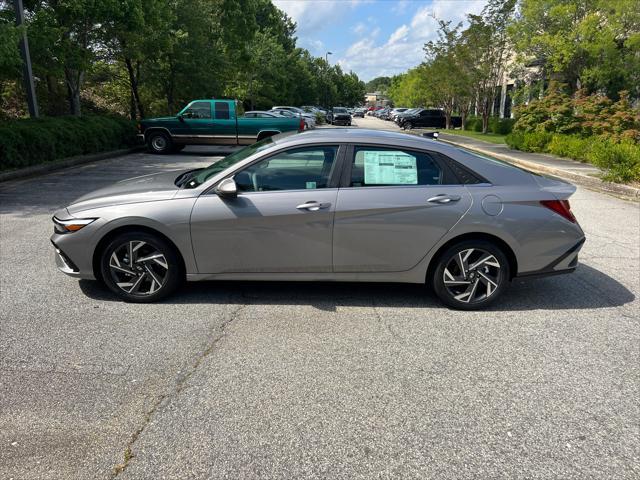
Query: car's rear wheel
[
  {"left": 432, "top": 240, "right": 509, "bottom": 310},
  {"left": 147, "top": 131, "right": 173, "bottom": 154},
  {"left": 100, "top": 231, "right": 182, "bottom": 302}
]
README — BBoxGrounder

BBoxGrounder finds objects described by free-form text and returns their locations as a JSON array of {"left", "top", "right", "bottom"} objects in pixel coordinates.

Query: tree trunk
[
  {"left": 445, "top": 112, "right": 451, "bottom": 130},
  {"left": 64, "top": 68, "right": 83, "bottom": 116},
  {"left": 124, "top": 58, "right": 145, "bottom": 119},
  {"left": 482, "top": 111, "right": 489, "bottom": 134}
]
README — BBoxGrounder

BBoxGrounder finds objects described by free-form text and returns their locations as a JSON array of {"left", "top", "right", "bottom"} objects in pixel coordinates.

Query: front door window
[{"left": 235, "top": 146, "right": 338, "bottom": 192}]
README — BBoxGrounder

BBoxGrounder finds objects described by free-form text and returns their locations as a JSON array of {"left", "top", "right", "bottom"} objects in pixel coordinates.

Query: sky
[{"left": 272, "top": 0, "right": 488, "bottom": 83}]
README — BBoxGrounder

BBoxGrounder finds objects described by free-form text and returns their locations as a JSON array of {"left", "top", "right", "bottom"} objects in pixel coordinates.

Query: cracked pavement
[{"left": 1, "top": 144, "right": 638, "bottom": 479}]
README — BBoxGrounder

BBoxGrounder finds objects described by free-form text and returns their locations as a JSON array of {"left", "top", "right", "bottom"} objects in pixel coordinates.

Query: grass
[{"left": 422, "top": 128, "right": 507, "bottom": 144}]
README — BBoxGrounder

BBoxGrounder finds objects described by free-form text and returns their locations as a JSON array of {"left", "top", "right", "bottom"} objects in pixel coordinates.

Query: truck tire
[{"left": 147, "top": 131, "right": 173, "bottom": 154}]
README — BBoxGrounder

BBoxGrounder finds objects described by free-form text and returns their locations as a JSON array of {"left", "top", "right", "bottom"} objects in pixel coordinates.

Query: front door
[
  {"left": 190, "top": 145, "right": 341, "bottom": 273},
  {"left": 175, "top": 101, "right": 214, "bottom": 141},
  {"left": 333, "top": 145, "right": 472, "bottom": 272}
]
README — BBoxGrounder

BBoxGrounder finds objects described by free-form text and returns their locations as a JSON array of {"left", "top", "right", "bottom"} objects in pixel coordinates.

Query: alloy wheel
[
  {"left": 108, "top": 240, "right": 169, "bottom": 296},
  {"left": 442, "top": 248, "right": 501, "bottom": 304}
]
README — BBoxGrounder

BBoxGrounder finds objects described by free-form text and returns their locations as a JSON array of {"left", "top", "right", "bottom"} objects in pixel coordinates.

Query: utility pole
[
  {"left": 14, "top": 0, "right": 39, "bottom": 117},
  {"left": 324, "top": 51, "right": 332, "bottom": 109}
]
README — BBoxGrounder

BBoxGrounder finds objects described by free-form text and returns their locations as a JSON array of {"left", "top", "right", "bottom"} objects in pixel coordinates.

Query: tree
[
  {"left": 463, "top": 0, "right": 516, "bottom": 133},
  {"left": 510, "top": 0, "right": 640, "bottom": 100}
]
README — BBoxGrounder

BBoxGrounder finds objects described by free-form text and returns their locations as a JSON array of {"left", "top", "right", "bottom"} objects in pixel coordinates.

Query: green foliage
[
  {"left": 506, "top": 131, "right": 552, "bottom": 152},
  {"left": 365, "top": 77, "right": 392, "bottom": 93},
  {"left": 506, "top": 132, "right": 640, "bottom": 182},
  {"left": 513, "top": 82, "right": 640, "bottom": 141},
  {"left": 0, "top": 116, "right": 136, "bottom": 171},
  {"left": 0, "top": 0, "right": 365, "bottom": 119},
  {"left": 488, "top": 117, "right": 515, "bottom": 134},
  {"left": 510, "top": 0, "right": 640, "bottom": 100}
]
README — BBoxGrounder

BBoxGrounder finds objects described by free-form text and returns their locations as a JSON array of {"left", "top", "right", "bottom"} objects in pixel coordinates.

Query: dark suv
[
  {"left": 328, "top": 107, "right": 352, "bottom": 126},
  {"left": 398, "top": 109, "right": 462, "bottom": 129}
]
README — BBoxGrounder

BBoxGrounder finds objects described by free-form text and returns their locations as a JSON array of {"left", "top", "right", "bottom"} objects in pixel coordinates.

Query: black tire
[
  {"left": 100, "top": 231, "right": 183, "bottom": 303},
  {"left": 431, "top": 239, "right": 510, "bottom": 310},
  {"left": 146, "top": 131, "right": 173, "bottom": 154},
  {"left": 404, "top": 121, "right": 413, "bottom": 130}
]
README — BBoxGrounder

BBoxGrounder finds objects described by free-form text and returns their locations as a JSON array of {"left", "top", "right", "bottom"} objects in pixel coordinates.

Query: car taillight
[
  {"left": 299, "top": 118, "right": 305, "bottom": 131},
  {"left": 541, "top": 199, "right": 576, "bottom": 223}
]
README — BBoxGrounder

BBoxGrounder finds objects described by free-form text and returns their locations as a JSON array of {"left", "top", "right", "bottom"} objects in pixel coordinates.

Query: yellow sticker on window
[{"left": 363, "top": 151, "right": 417, "bottom": 184}]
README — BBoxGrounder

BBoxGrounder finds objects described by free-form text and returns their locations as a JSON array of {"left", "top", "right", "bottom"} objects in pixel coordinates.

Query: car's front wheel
[
  {"left": 404, "top": 121, "right": 413, "bottom": 130},
  {"left": 100, "top": 231, "right": 183, "bottom": 302},
  {"left": 147, "top": 131, "right": 173, "bottom": 154},
  {"left": 432, "top": 240, "right": 509, "bottom": 310}
]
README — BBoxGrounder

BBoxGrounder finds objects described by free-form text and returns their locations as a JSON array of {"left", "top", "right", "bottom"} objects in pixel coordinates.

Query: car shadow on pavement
[{"left": 79, "top": 263, "right": 635, "bottom": 312}]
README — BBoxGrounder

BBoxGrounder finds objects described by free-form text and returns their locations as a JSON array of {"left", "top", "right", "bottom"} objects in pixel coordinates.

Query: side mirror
[{"left": 215, "top": 177, "right": 237, "bottom": 198}]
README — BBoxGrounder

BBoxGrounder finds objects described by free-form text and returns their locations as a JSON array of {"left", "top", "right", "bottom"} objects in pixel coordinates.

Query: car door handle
[
  {"left": 296, "top": 201, "right": 331, "bottom": 211},
  {"left": 427, "top": 194, "right": 461, "bottom": 204}
]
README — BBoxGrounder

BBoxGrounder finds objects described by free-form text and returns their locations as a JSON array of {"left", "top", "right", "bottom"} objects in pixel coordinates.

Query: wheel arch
[
  {"left": 426, "top": 232, "right": 518, "bottom": 283},
  {"left": 143, "top": 126, "right": 172, "bottom": 140},
  {"left": 92, "top": 224, "right": 186, "bottom": 282},
  {"left": 257, "top": 130, "right": 281, "bottom": 141}
]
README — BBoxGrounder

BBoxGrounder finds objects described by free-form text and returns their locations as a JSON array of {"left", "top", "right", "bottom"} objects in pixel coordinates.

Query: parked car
[
  {"left": 270, "top": 108, "right": 314, "bottom": 130},
  {"left": 271, "top": 106, "right": 316, "bottom": 129},
  {"left": 51, "top": 128, "right": 584, "bottom": 309},
  {"left": 327, "top": 107, "right": 352, "bottom": 126},
  {"left": 138, "top": 99, "right": 304, "bottom": 154},
  {"left": 398, "top": 109, "right": 462, "bottom": 129},
  {"left": 394, "top": 108, "right": 421, "bottom": 124},
  {"left": 353, "top": 108, "right": 366, "bottom": 118},
  {"left": 389, "top": 108, "right": 409, "bottom": 121},
  {"left": 244, "top": 111, "right": 284, "bottom": 118}
]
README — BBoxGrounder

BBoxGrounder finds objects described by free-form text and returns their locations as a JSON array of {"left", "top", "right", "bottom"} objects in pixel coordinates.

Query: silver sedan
[{"left": 51, "top": 129, "right": 585, "bottom": 309}]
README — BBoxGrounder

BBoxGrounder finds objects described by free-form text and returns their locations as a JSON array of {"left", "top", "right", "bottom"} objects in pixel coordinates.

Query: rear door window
[
  {"left": 349, "top": 146, "right": 443, "bottom": 187},
  {"left": 215, "top": 102, "right": 231, "bottom": 120}
]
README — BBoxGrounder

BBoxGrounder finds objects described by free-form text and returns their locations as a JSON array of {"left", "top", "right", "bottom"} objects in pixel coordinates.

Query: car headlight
[{"left": 53, "top": 217, "right": 96, "bottom": 234}]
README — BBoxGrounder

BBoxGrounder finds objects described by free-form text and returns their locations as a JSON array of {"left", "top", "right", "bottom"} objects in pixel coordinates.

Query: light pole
[
  {"left": 14, "top": 0, "right": 39, "bottom": 117},
  {"left": 324, "top": 51, "right": 332, "bottom": 109}
]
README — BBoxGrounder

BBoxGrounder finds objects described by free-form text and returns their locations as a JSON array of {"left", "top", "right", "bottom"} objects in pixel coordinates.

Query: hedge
[
  {"left": 0, "top": 115, "right": 137, "bottom": 171},
  {"left": 506, "top": 132, "right": 640, "bottom": 183},
  {"left": 464, "top": 116, "right": 515, "bottom": 135}
]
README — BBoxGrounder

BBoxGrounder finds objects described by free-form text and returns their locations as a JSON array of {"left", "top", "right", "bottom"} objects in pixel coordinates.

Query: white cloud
[
  {"left": 387, "top": 24, "right": 409, "bottom": 45},
  {"left": 338, "top": 0, "right": 487, "bottom": 81},
  {"left": 352, "top": 22, "right": 367, "bottom": 36},
  {"left": 273, "top": 0, "right": 362, "bottom": 34}
]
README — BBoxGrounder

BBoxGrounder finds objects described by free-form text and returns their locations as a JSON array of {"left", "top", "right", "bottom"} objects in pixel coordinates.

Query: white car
[{"left": 271, "top": 106, "right": 316, "bottom": 129}]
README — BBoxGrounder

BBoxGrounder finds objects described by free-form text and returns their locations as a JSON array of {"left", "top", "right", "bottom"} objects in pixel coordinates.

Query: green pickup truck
[{"left": 138, "top": 99, "right": 305, "bottom": 154}]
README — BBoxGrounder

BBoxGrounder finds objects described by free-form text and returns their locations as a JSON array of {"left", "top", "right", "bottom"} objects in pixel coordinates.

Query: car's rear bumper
[{"left": 516, "top": 237, "right": 585, "bottom": 279}]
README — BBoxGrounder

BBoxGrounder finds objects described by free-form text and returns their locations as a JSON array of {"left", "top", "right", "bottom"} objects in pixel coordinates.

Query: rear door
[
  {"left": 210, "top": 101, "right": 238, "bottom": 145},
  {"left": 333, "top": 145, "right": 472, "bottom": 272}
]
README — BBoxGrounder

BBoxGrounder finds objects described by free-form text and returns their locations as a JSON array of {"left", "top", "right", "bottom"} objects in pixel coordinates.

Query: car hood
[{"left": 66, "top": 170, "right": 185, "bottom": 215}]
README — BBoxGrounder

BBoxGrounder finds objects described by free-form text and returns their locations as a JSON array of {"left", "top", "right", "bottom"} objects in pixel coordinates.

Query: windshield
[
  {"left": 185, "top": 137, "right": 275, "bottom": 188},
  {"left": 333, "top": 108, "right": 347, "bottom": 113}
]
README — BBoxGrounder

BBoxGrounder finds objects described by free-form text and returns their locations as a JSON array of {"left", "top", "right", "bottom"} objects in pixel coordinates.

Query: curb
[
  {"left": 0, "top": 146, "right": 145, "bottom": 183},
  {"left": 434, "top": 136, "right": 640, "bottom": 201}
]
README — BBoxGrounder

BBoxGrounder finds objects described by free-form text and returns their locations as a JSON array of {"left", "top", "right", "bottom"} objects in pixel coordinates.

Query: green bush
[
  {"left": 0, "top": 115, "right": 137, "bottom": 171},
  {"left": 586, "top": 139, "right": 640, "bottom": 183},
  {"left": 506, "top": 131, "right": 640, "bottom": 182},
  {"left": 489, "top": 117, "right": 515, "bottom": 135}
]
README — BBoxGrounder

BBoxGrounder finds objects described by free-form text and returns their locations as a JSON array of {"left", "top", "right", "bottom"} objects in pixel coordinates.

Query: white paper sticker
[{"left": 363, "top": 151, "right": 418, "bottom": 185}]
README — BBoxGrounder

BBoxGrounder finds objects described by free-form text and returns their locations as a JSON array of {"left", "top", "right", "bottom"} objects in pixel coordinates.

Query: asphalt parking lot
[{"left": 1, "top": 130, "right": 638, "bottom": 479}]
